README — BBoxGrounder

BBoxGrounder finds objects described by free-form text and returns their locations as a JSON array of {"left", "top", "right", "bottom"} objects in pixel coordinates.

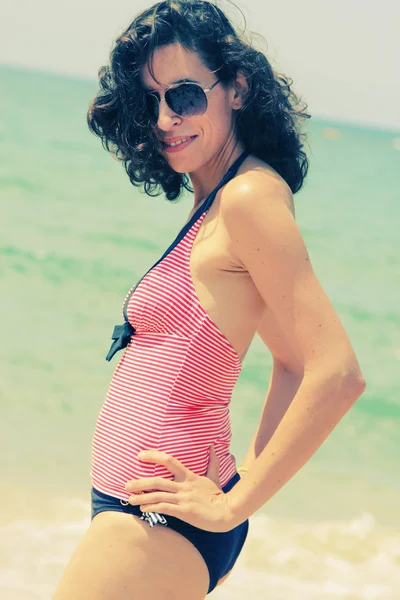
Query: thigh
[{"left": 53, "top": 510, "right": 210, "bottom": 600}]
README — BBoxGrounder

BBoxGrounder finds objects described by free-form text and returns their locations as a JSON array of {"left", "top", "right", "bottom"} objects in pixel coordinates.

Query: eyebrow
[{"left": 142, "top": 78, "right": 200, "bottom": 92}]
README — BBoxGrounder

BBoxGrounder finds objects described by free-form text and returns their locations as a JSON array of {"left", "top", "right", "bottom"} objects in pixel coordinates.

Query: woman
[{"left": 53, "top": 1, "right": 366, "bottom": 598}]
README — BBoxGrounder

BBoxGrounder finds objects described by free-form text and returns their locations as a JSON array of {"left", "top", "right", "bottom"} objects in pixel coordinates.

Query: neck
[{"left": 188, "top": 138, "right": 246, "bottom": 210}]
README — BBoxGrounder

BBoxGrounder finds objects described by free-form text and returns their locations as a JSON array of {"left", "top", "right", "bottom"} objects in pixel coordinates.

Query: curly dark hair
[{"left": 87, "top": 0, "right": 311, "bottom": 200}]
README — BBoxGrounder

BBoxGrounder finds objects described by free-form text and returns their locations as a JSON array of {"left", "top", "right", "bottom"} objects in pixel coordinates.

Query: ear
[{"left": 231, "top": 71, "right": 249, "bottom": 110}]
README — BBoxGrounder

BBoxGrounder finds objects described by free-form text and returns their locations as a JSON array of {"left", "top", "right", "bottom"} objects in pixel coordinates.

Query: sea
[{"left": 1, "top": 64, "right": 399, "bottom": 599}]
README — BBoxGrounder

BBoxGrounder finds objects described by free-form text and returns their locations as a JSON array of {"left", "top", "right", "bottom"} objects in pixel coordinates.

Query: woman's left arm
[{"left": 221, "top": 173, "right": 366, "bottom": 526}]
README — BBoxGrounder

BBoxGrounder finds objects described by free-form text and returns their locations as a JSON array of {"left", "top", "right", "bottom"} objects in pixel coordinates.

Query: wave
[{"left": 1, "top": 496, "right": 399, "bottom": 600}]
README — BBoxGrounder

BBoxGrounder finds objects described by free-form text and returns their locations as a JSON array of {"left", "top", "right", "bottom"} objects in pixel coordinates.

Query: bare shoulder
[
  {"left": 219, "top": 154, "right": 364, "bottom": 380},
  {"left": 220, "top": 156, "right": 303, "bottom": 373},
  {"left": 221, "top": 155, "right": 296, "bottom": 222}
]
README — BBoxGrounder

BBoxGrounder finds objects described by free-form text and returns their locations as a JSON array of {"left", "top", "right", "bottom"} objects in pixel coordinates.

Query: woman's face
[{"left": 139, "top": 43, "right": 238, "bottom": 173}]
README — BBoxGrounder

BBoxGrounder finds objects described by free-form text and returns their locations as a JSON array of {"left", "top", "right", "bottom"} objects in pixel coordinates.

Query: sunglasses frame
[{"left": 145, "top": 79, "right": 221, "bottom": 121}]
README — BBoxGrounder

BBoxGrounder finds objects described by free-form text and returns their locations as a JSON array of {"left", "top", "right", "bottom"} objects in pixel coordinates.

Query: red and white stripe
[{"left": 91, "top": 211, "right": 242, "bottom": 500}]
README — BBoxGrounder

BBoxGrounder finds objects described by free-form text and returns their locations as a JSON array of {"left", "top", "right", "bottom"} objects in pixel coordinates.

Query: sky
[{"left": 2, "top": 0, "right": 399, "bottom": 132}]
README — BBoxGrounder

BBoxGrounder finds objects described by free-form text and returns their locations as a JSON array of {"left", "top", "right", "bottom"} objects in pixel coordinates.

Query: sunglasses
[{"left": 145, "top": 79, "right": 220, "bottom": 122}]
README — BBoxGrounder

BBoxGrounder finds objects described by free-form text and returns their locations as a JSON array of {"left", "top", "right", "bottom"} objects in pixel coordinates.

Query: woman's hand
[{"left": 124, "top": 445, "right": 235, "bottom": 533}]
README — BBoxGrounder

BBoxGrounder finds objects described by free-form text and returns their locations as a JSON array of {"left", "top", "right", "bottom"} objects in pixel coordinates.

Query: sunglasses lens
[{"left": 167, "top": 84, "right": 207, "bottom": 117}]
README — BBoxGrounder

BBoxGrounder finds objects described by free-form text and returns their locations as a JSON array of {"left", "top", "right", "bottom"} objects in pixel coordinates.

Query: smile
[
  {"left": 164, "top": 137, "right": 191, "bottom": 147},
  {"left": 162, "top": 136, "right": 197, "bottom": 153}
]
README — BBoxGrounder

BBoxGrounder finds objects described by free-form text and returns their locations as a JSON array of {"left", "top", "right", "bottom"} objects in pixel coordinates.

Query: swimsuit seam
[{"left": 154, "top": 336, "right": 200, "bottom": 477}]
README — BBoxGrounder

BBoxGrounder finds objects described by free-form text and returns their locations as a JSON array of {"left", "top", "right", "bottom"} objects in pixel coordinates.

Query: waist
[
  {"left": 92, "top": 470, "right": 241, "bottom": 504},
  {"left": 91, "top": 431, "right": 237, "bottom": 499}
]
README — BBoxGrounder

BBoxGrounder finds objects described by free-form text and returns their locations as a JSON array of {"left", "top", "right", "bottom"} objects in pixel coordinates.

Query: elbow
[
  {"left": 313, "top": 363, "right": 367, "bottom": 406},
  {"left": 341, "top": 368, "right": 367, "bottom": 405},
  {"left": 355, "top": 373, "right": 367, "bottom": 393},
  {"left": 334, "top": 352, "right": 367, "bottom": 400},
  {"left": 343, "top": 360, "right": 367, "bottom": 394},
  {"left": 304, "top": 354, "right": 367, "bottom": 406},
  {"left": 307, "top": 361, "right": 366, "bottom": 390},
  {"left": 354, "top": 372, "right": 367, "bottom": 396}
]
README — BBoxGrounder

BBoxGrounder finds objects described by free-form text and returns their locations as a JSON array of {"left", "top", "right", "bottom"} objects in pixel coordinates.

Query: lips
[
  {"left": 159, "top": 135, "right": 198, "bottom": 154},
  {"left": 160, "top": 135, "right": 197, "bottom": 146}
]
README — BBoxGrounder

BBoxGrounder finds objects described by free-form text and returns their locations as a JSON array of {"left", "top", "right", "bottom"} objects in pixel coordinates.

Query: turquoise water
[{"left": 1, "top": 65, "right": 400, "bottom": 599}]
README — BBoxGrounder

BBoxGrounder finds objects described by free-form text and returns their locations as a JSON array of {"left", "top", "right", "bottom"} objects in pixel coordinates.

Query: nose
[{"left": 156, "top": 95, "right": 181, "bottom": 131}]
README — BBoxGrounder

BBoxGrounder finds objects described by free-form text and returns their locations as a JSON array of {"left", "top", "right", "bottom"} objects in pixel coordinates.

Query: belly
[{"left": 90, "top": 333, "right": 238, "bottom": 499}]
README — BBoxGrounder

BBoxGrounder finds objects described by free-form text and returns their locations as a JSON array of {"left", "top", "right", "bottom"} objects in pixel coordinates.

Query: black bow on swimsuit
[{"left": 105, "top": 321, "right": 136, "bottom": 362}]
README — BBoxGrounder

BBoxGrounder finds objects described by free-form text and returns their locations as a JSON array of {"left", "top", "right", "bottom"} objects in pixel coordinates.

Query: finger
[
  {"left": 138, "top": 451, "right": 190, "bottom": 480},
  {"left": 138, "top": 502, "right": 183, "bottom": 519},
  {"left": 125, "top": 477, "right": 178, "bottom": 493},
  {"left": 128, "top": 491, "right": 179, "bottom": 506}
]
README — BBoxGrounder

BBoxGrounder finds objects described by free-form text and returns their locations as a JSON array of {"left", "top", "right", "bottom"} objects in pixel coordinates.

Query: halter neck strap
[{"left": 105, "top": 149, "right": 250, "bottom": 361}]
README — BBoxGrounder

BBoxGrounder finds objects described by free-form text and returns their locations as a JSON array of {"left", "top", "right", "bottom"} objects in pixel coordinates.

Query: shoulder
[
  {"left": 219, "top": 154, "right": 307, "bottom": 276},
  {"left": 220, "top": 156, "right": 296, "bottom": 230}
]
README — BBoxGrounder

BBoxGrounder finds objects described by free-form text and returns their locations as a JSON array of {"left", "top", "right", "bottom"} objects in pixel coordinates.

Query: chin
[{"left": 163, "top": 155, "right": 195, "bottom": 173}]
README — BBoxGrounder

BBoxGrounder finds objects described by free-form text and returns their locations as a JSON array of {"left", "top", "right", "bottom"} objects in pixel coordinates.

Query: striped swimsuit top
[{"left": 90, "top": 150, "right": 249, "bottom": 501}]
